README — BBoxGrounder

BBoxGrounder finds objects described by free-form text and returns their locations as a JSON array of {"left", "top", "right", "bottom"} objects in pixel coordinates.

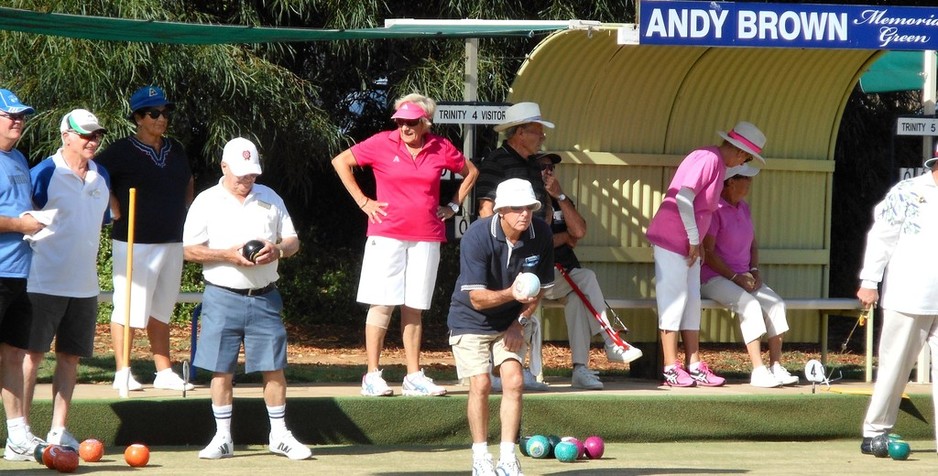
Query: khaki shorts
[{"left": 449, "top": 332, "right": 527, "bottom": 379}]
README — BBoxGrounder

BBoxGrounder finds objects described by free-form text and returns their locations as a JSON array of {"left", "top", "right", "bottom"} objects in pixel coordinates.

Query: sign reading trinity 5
[{"left": 639, "top": 1, "right": 938, "bottom": 50}]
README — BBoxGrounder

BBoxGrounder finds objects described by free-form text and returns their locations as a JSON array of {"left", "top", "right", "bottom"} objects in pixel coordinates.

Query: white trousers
[
  {"left": 700, "top": 277, "right": 789, "bottom": 344},
  {"left": 542, "top": 267, "right": 608, "bottom": 366},
  {"left": 862, "top": 309, "right": 938, "bottom": 445},
  {"left": 653, "top": 246, "right": 701, "bottom": 331}
]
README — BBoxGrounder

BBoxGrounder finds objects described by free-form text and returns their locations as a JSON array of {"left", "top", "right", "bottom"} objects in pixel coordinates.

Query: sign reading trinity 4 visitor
[{"left": 638, "top": 1, "right": 938, "bottom": 50}]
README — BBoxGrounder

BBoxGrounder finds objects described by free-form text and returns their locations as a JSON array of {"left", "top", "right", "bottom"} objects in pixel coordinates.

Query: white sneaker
[
  {"left": 571, "top": 366, "right": 604, "bottom": 390},
  {"left": 402, "top": 369, "right": 447, "bottom": 396},
  {"left": 153, "top": 369, "right": 195, "bottom": 391},
  {"left": 3, "top": 437, "right": 41, "bottom": 461},
  {"left": 750, "top": 365, "right": 782, "bottom": 388},
  {"left": 522, "top": 369, "right": 549, "bottom": 392},
  {"left": 772, "top": 363, "right": 800, "bottom": 386},
  {"left": 269, "top": 431, "right": 311, "bottom": 460},
  {"left": 472, "top": 452, "right": 497, "bottom": 476},
  {"left": 605, "top": 342, "right": 643, "bottom": 364},
  {"left": 198, "top": 433, "right": 233, "bottom": 459},
  {"left": 361, "top": 369, "right": 393, "bottom": 396},
  {"left": 495, "top": 455, "right": 525, "bottom": 476},
  {"left": 113, "top": 368, "right": 144, "bottom": 391},
  {"left": 47, "top": 428, "right": 79, "bottom": 450}
]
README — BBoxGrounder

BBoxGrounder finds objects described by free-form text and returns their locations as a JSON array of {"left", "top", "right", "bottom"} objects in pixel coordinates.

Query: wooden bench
[{"left": 542, "top": 297, "right": 873, "bottom": 381}]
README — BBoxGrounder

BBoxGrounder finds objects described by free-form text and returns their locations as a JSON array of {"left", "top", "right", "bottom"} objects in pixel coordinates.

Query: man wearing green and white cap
[{"left": 21, "top": 108, "right": 111, "bottom": 451}]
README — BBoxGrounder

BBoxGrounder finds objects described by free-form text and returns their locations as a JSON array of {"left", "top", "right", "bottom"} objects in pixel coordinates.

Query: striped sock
[
  {"left": 212, "top": 404, "right": 232, "bottom": 437},
  {"left": 267, "top": 404, "right": 287, "bottom": 437}
]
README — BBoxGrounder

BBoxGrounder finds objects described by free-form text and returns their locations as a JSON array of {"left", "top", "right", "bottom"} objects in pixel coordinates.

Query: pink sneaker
[
  {"left": 689, "top": 361, "right": 725, "bottom": 387},
  {"left": 663, "top": 363, "right": 695, "bottom": 387}
]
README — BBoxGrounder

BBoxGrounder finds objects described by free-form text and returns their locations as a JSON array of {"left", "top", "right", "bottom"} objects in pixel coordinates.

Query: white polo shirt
[
  {"left": 183, "top": 179, "right": 297, "bottom": 289},
  {"left": 28, "top": 150, "right": 110, "bottom": 297}
]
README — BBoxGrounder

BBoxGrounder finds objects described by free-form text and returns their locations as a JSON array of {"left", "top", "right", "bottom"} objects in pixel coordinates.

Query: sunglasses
[
  {"left": 539, "top": 163, "right": 555, "bottom": 172},
  {"left": 0, "top": 112, "right": 28, "bottom": 122},
  {"left": 140, "top": 109, "right": 172, "bottom": 120},
  {"left": 395, "top": 118, "right": 421, "bottom": 127},
  {"left": 507, "top": 205, "right": 538, "bottom": 213},
  {"left": 68, "top": 129, "right": 105, "bottom": 142}
]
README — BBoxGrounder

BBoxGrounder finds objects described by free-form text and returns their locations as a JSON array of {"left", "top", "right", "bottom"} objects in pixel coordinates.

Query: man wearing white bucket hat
[
  {"left": 856, "top": 142, "right": 938, "bottom": 456},
  {"left": 448, "top": 178, "right": 554, "bottom": 476},
  {"left": 647, "top": 121, "right": 766, "bottom": 388},
  {"left": 476, "top": 102, "right": 555, "bottom": 220}
]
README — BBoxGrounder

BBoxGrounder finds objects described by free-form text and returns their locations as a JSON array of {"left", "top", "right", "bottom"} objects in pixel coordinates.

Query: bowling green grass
[{"left": 27, "top": 323, "right": 870, "bottom": 386}]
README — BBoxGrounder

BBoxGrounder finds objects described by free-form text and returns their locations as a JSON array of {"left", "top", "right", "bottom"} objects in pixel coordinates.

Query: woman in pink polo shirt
[
  {"left": 332, "top": 93, "right": 478, "bottom": 397},
  {"left": 646, "top": 121, "right": 766, "bottom": 387},
  {"left": 700, "top": 164, "right": 798, "bottom": 388}
]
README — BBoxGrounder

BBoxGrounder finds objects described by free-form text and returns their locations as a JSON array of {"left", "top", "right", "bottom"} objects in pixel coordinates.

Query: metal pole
[{"left": 463, "top": 37, "right": 479, "bottom": 218}]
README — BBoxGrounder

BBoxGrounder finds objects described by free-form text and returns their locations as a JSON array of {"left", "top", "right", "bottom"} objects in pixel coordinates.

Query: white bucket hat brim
[
  {"left": 494, "top": 102, "right": 555, "bottom": 133},
  {"left": 717, "top": 121, "right": 766, "bottom": 164}
]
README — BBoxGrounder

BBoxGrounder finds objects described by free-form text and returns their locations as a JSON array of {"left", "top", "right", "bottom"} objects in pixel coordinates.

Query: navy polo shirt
[{"left": 447, "top": 215, "right": 554, "bottom": 335}]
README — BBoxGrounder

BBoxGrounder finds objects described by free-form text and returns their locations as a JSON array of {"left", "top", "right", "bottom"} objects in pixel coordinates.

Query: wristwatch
[
  {"left": 517, "top": 315, "right": 532, "bottom": 327},
  {"left": 448, "top": 202, "right": 460, "bottom": 213},
  {"left": 557, "top": 194, "right": 567, "bottom": 202}
]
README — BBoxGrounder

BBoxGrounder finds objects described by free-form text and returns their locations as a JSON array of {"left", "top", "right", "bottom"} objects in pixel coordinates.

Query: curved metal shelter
[{"left": 509, "top": 27, "right": 881, "bottom": 343}]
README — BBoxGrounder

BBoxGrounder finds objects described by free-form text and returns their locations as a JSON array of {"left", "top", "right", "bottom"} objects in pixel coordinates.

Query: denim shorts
[{"left": 193, "top": 284, "right": 287, "bottom": 374}]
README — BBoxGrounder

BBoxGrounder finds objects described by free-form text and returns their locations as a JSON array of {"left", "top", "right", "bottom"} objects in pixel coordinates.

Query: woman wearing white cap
[
  {"left": 332, "top": 93, "right": 479, "bottom": 397},
  {"left": 646, "top": 121, "right": 767, "bottom": 387},
  {"left": 700, "top": 164, "right": 798, "bottom": 388}
]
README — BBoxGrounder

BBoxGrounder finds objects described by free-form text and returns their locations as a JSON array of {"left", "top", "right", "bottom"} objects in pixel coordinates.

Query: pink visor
[{"left": 391, "top": 102, "right": 428, "bottom": 120}]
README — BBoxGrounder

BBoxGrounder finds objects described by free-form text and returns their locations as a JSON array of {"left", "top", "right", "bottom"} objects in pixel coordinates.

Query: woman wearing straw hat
[
  {"left": 646, "top": 121, "right": 767, "bottom": 387},
  {"left": 332, "top": 93, "right": 478, "bottom": 397}
]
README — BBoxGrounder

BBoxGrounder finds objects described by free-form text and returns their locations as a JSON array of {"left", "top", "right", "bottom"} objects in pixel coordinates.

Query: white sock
[
  {"left": 499, "top": 441, "right": 516, "bottom": 461},
  {"left": 212, "top": 404, "right": 232, "bottom": 437},
  {"left": 472, "top": 442, "right": 488, "bottom": 458},
  {"left": 6, "top": 417, "right": 27, "bottom": 444},
  {"left": 664, "top": 364, "right": 676, "bottom": 372},
  {"left": 689, "top": 362, "right": 702, "bottom": 372},
  {"left": 267, "top": 404, "right": 287, "bottom": 437}
]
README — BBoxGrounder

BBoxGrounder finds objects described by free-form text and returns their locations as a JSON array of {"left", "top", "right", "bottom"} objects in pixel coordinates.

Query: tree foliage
[{"left": 0, "top": 0, "right": 931, "bottom": 330}]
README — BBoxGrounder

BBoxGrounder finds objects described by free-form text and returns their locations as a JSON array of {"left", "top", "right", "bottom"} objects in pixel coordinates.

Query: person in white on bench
[
  {"left": 535, "top": 153, "right": 642, "bottom": 391},
  {"left": 700, "top": 164, "right": 799, "bottom": 388}
]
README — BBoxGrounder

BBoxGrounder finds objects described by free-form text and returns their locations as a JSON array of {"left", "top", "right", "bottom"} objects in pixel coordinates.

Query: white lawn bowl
[{"left": 514, "top": 272, "right": 541, "bottom": 299}]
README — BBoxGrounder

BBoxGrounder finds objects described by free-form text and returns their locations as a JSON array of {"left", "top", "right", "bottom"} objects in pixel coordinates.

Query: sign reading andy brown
[{"left": 639, "top": 1, "right": 938, "bottom": 50}]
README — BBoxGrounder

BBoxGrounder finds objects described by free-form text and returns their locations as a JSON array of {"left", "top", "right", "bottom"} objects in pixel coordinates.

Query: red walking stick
[{"left": 554, "top": 263, "right": 635, "bottom": 350}]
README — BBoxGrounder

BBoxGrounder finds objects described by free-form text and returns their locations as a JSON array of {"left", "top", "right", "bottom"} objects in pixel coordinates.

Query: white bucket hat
[
  {"left": 717, "top": 121, "right": 766, "bottom": 164},
  {"left": 494, "top": 102, "right": 555, "bottom": 133},
  {"left": 493, "top": 178, "right": 542, "bottom": 213},
  {"left": 725, "top": 163, "right": 760, "bottom": 179}
]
